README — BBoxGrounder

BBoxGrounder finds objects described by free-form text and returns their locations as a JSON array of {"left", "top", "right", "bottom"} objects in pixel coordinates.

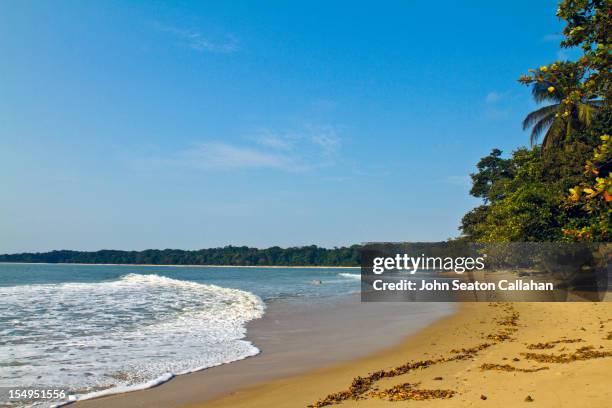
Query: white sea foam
[
  {"left": 0, "top": 274, "right": 265, "bottom": 406},
  {"left": 338, "top": 272, "right": 361, "bottom": 280}
]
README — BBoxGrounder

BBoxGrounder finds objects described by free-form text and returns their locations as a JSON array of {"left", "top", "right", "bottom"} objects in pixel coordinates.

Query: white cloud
[
  {"left": 251, "top": 130, "right": 296, "bottom": 150},
  {"left": 143, "top": 125, "right": 343, "bottom": 173},
  {"left": 307, "top": 125, "right": 341, "bottom": 155},
  {"left": 175, "top": 142, "right": 300, "bottom": 171},
  {"left": 155, "top": 23, "right": 238, "bottom": 54}
]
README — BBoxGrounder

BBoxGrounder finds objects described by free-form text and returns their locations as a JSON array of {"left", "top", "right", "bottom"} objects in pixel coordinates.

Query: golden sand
[{"left": 192, "top": 302, "right": 612, "bottom": 408}]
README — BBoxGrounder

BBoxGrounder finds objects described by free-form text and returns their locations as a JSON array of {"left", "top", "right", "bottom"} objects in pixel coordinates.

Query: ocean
[{"left": 0, "top": 263, "right": 361, "bottom": 406}]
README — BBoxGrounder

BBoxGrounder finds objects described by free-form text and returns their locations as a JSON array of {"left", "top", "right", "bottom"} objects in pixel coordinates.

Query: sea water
[{"left": 0, "top": 263, "right": 360, "bottom": 406}]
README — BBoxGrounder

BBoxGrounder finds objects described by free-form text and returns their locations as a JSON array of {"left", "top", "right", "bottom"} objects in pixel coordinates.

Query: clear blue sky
[{"left": 0, "top": 1, "right": 572, "bottom": 252}]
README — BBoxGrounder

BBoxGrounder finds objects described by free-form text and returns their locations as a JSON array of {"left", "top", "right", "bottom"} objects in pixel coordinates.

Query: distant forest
[{"left": 0, "top": 246, "right": 362, "bottom": 266}]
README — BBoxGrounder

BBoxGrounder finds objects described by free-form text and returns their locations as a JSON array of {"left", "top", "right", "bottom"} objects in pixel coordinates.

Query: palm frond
[
  {"left": 522, "top": 104, "right": 559, "bottom": 130},
  {"left": 541, "top": 118, "right": 566, "bottom": 148},
  {"left": 565, "top": 119, "right": 573, "bottom": 141},
  {"left": 531, "top": 82, "right": 563, "bottom": 103},
  {"left": 577, "top": 103, "right": 597, "bottom": 127},
  {"left": 586, "top": 98, "right": 603, "bottom": 105},
  {"left": 530, "top": 114, "right": 557, "bottom": 146}
]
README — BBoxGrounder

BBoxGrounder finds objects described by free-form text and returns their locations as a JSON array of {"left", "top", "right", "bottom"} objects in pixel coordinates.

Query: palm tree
[{"left": 522, "top": 64, "right": 600, "bottom": 148}]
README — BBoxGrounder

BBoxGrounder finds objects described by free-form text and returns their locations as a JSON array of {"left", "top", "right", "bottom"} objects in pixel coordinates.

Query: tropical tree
[
  {"left": 461, "top": 0, "right": 610, "bottom": 243},
  {"left": 469, "top": 149, "right": 514, "bottom": 203},
  {"left": 563, "top": 133, "right": 611, "bottom": 241},
  {"left": 557, "top": 0, "right": 610, "bottom": 98},
  {"left": 520, "top": 62, "right": 601, "bottom": 148}
]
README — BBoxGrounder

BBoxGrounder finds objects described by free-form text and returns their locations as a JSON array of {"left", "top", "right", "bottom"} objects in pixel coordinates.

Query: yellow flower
[
  {"left": 601, "top": 135, "right": 610, "bottom": 141},
  {"left": 540, "top": 66, "right": 548, "bottom": 72},
  {"left": 547, "top": 86, "right": 555, "bottom": 93},
  {"left": 562, "top": 111, "right": 569, "bottom": 118},
  {"left": 583, "top": 188, "right": 594, "bottom": 194},
  {"left": 569, "top": 188, "right": 580, "bottom": 201}
]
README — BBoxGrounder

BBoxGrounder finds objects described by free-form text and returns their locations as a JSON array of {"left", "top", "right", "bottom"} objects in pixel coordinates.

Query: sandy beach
[
  {"left": 76, "top": 296, "right": 454, "bottom": 408},
  {"left": 192, "top": 301, "right": 612, "bottom": 408},
  {"left": 73, "top": 298, "right": 612, "bottom": 408},
  {"left": 3, "top": 1, "right": 610, "bottom": 408}
]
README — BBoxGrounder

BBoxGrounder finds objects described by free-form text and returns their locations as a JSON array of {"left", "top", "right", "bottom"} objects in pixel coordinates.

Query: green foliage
[
  {"left": 461, "top": 0, "right": 610, "bottom": 243},
  {"left": 473, "top": 181, "right": 563, "bottom": 242},
  {"left": 460, "top": 205, "right": 489, "bottom": 240},
  {"left": 462, "top": 147, "right": 581, "bottom": 242},
  {"left": 557, "top": 0, "right": 611, "bottom": 97},
  {"left": 519, "top": 62, "right": 602, "bottom": 148},
  {"left": 518, "top": 0, "right": 609, "bottom": 149},
  {"left": 0, "top": 246, "right": 362, "bottom": 266},
  {"left": 462, "top": 128, "right": 610, "bottom": 241},
  {"left": 563, "top": 132, "right": 611, "bottom": 241},
  {"left": 469, "top": 149, "right": 513, "bottom": 202}
]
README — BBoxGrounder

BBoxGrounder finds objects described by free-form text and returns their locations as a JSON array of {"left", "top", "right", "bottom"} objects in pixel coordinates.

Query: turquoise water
[
  {"left": 0, "top": 263, "right": 360, "bottom": 299},
  {"left": 0, "top": 263, "right": 360, "bottom": 406}
]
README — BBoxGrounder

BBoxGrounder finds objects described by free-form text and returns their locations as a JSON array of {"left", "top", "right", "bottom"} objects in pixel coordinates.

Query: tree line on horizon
[{"left": 0, "top": 246, "right": 362, "bottom": 266}]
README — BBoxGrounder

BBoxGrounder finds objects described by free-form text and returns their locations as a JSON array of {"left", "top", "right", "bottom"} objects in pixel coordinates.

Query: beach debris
[
  {"left": 433, "top": 376, "right": 443, "bottom": 380},
  {"left": 450, "top": 342, "right": 494, "bottom": 355},
  {"left": 369, "top": 382, "right": 455, "bottom": 401},
  {"left": 479, "top": 363, "right": 549, "bottom": 372},
  {"left": 525, "top": 395, "right": 534, "bottom": 402},
  {"left": 308, "top": 303, "right": 521, "bottom": 407},
  {"left": 512, "top": 357, "right": 520, "bottom": 362},
  {"left": 526, "top": 338, "right": 584, "bottom": 350},
  {"left": 307, "top": 351, "right": 478, "bottom": 407},
  {"left": 526, "top": 343, "right": 552, "bottom": 349},
  {"left": 521, "top": 346, "right": 612, "bottom": 364},
  {"left": 348, "top": 376, "right": 373, "bottom": 395},
  {"left": 484, "top": 306, "right": 520, "bottom": 342},
  {"left": 497, "top": 312, "right": 520, "bottom": 327},
  {"left": 308, "top": 390, "right": 355, "bottom": 407},
  {"left": 480, "top": 394, "right": 488, "bottom": 400},
  {"left": 487, "top": 331, "right": 515, "bottom": 342}
]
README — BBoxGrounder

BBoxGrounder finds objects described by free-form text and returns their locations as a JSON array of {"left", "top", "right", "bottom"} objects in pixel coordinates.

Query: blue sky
[{"left": 0, "top": 1, "right": 573, "bottom": 252}]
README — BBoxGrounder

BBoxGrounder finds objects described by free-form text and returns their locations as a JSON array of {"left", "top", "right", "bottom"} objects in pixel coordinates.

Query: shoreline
[
  {"left": 0, "top": 262, "right": 359, "bottom": 269},
  {"left": 193, "top": 301, "right": 612, "bottom": 408},
  {"left": 76, "top": 295, "right": 454, "bottom": 408},
  {"left": 73, "top": 297, "right": 612, "bottom": 408}
]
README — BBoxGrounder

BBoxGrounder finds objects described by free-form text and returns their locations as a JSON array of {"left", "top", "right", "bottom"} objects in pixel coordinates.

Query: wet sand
[
  {"left": 76, "top": 295, "right": 454, "bottom": 408},
  {"left": 194, "top": 301, "right": 612, "bottom": 408}
]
